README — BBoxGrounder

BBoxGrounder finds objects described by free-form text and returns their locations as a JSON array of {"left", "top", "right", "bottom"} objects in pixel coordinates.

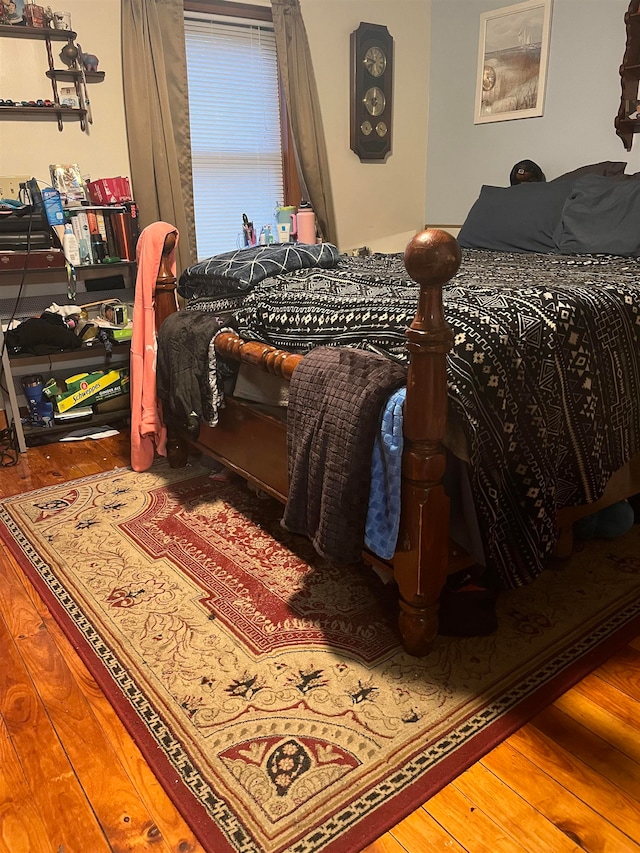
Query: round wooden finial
[
  {"left": 404, "top": 229, "right": 461, "bottom": 288},
  {"left": 158, "top": 232, "right": 177, "bottom": 282},
  {"left": 162, "top": 231, "right": 176, "bottom": 257}
]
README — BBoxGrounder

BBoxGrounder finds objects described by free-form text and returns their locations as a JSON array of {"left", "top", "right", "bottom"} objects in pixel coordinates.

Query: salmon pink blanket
[{"left": 130, "top": 222, "right": 179, "bottom": 472}]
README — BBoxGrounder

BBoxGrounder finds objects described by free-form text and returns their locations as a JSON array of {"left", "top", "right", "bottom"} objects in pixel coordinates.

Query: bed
[{"left": 151, "top": 165, "right": 640, "bottom": 657}]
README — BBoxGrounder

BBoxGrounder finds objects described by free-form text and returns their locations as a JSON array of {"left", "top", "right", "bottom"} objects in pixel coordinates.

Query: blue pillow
[
  {"left": 554, "top": 175, "right": 640, "bottom": 256},
  {"left": 550, "top": 161, "right": 627, "bottom": 182},
  {"left": 458, "top": 182, "right": 573, "bottom": 253}
]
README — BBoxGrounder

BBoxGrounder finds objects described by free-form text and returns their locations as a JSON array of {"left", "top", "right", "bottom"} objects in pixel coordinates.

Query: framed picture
[
  {"left": 1, "top": 0, "right": 26, "bottom": 25},
  {"left": 474, "top": 0, "right": 553, "bottom": 124}
]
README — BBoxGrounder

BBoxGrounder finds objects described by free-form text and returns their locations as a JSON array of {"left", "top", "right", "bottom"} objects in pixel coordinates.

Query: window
[{"left": 184, "top": 4, "right": 286, "bottom": 259}]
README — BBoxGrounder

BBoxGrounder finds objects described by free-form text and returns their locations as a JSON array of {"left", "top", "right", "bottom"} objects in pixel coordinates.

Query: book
[
  {"left": 102, "top": 210, "right": 119, "bottom": 259},
  {"left": 110, "top": 210, "right": 133, "bottom": 261},
  {"left": 85, "top": 209, "right": 99, "bottom": 236},
  {"left": 69, "top": 209, "right": 93, "bottom": 265},
  {"left": 93, "top": 209, "right": 107, "bottom": 240},
  {"left": 54, "top": 406, "right": 94, "bottom": 421},
  {"left": 69, "top": 213, "right": 83, "bottom": 252},
  {"left": 123, "top": 201, "right": 140, "bottom": 254}
]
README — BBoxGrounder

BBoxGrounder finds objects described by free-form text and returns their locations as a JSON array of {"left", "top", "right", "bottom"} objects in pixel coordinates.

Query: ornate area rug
[{"left": 1, "top": 462, "right": 639, "bottom": 853}]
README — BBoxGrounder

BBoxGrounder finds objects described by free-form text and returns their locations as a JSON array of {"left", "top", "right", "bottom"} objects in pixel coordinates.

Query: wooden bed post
[
  {"left": 152, "top": 227, "right": 464, "bottom": 657},
  {"left": 154, "top": 232, "right": 179, "bottom": 328},
  {"left": 394, "top": 229, "right": 461, "bottom": 656},
  {"left": 152, "top": 232, "right": 188, "bottom": 467}
]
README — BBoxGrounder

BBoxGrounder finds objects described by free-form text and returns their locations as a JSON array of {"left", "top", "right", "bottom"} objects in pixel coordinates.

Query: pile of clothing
[{"left": 5, "top": 311, "right": 81, "bottom": 356}]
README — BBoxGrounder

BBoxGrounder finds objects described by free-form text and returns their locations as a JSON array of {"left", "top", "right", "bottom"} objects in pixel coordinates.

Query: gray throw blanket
[
  {"left": 156, "top": 311, "right": 232, "bottom": 437},
  {"left": 283, "top": 347, "right": 407, "bottom": 565}
]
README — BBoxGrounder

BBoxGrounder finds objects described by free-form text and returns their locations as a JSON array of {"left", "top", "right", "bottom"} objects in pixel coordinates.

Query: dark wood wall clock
[{"left": 350, "top": 22, "right": 393, "bottom": 161}]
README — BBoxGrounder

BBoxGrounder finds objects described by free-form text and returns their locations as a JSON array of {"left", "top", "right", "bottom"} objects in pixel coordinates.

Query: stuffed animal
[{"left": 77, "top": 45, "right": 99, "bottom": 73}]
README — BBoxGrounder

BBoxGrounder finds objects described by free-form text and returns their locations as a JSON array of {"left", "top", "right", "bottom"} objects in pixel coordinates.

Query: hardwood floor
[{"left": 1, "top": 424, "right": 639, "bottom": 852}]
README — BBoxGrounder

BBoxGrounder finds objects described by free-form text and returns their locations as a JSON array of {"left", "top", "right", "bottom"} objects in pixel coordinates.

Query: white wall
[
  {"left": 0, "top": 0, "right": 130, "bottom": 193},
  {"left": 0, "top": 0, "right": 428, "bottom": 255},
  {"left": 3, "top": 1, "right": 631, "bottom": 250},
  {"left": 426, "top": 0, "right": 635, "bottom": 227},
  {"left": 300, "top": 0, "right": 431, "bottom": 253}
]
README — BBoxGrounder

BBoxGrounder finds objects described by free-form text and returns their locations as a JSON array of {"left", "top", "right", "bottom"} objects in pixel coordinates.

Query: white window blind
[{"left": 184, "top": 14, "right": 284, "bottom": 259}]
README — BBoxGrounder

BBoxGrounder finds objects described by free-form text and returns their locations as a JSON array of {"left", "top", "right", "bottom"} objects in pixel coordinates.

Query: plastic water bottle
[{"left": 62, "top": 222, "right": 81, "bottom": 266}]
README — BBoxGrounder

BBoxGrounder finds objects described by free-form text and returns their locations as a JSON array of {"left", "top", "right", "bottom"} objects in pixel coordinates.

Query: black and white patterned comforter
[
  {"left": 188, "top": 249, "right": 640, "bottom": 589},
  {"left": 447, "top": 250, "right": 640, "bottom": 587}
]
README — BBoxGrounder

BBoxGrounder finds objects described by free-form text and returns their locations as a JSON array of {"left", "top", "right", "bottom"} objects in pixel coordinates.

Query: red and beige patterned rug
[{"left": 1, "top": 462, "right": 639, "bottom": 853}]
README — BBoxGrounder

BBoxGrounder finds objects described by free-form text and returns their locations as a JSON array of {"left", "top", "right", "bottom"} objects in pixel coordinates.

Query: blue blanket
[{"left": 365, "top": 388, "right": 405, "bottom": 560}]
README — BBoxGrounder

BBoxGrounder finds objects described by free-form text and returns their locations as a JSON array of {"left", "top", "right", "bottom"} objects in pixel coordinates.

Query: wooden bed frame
[{"left": 152, "top": 228, "right": 640, "bottom": 657}]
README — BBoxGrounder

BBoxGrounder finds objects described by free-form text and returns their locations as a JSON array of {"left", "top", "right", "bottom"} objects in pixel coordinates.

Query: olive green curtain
[
  {"left": 121, "top": 0, "right": 196, "bottom": 273},
  {"left": 271, "top": 0, "right": 337, "bottom": 245}
]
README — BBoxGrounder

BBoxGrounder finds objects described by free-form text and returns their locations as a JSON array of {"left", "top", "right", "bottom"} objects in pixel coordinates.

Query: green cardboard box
[{"left": 56, "top": 368, "right": 130, "bottom": 413}]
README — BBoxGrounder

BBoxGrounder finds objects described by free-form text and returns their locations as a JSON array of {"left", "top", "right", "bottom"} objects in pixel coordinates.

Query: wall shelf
[
  {"left": 0, "top": 104, "right": 86, "bottom": 120},
  {"left": 9, "top": 340, "right": 131, "bottom": 369},
  {"left": 0, "top": 24, "right": 77, "bottom": 40},
  {"left": 46, "top": 69, "right": 105, "bottom": 83},
  {"left": 0, "top": 249, "right": 137, "bottom": 275},
  {"left": 0, "top": 23, "right": 102, "bottom": 132}
]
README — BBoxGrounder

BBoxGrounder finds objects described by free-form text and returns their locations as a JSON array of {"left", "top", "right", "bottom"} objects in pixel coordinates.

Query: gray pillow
[
  {"left": 458, "top": 182, "right": 572, "bottom": 253},
  {"left": 551, "top": 161, "right": 627, "bottom": 182},
  {"left": 554, "top": 174, "right": 640, "bottom": 256}
]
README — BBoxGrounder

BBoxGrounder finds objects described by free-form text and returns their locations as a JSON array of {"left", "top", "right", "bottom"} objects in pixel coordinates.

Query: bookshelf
[
  {"left": 0, "top": 254, "right": 137, "bottom": 451},
  {"left": 0, "top": 192, "right": 140, "bottom": 450},
  {"left": 65, "top": 202, "right": 140, "bottom": 265}
]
